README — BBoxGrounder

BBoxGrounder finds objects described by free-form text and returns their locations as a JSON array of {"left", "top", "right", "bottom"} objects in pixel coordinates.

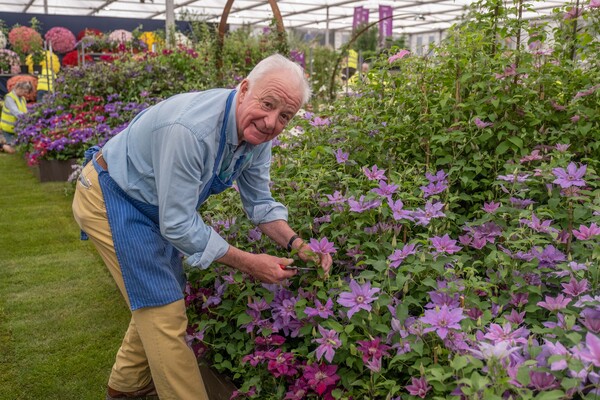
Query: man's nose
[{"left": 264, "top": 111, "right": 278, "bottom": 131}]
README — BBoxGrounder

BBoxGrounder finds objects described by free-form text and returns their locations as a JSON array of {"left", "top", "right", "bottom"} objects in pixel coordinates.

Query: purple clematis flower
[
  {"left": 474, "top": 117, "right": 494, "bottom": 129},
  {"left": 337, "top": 279, "right": 380, "bottom": 318},
  {"left": 573, "top": 223, "right": 600, "bottom": 240},
  {"left": 388, "top": 199, "right": 415, "bottom": 221},
  {"left": 313, "top": 325, "right": 342, "bottom": 363},
  {"left": 362, "top": 165, "right": 387, "bottom": 181},
  {"left": 562, "top": 277, "right": 589, "bottom": 297},
  {"left": 348, "top": 195, "right": 381, "bottom": 212},
  {"left": 578, "top": 333, "right": 600, "bottom": 367},
  {"left": 305, "top": 298, "right": 335, "bottom": 319},
  {"left": 372, "top": 180, "right": 399, "bottom": 199},
  {"left": 529, "top": 371, "right": 559, "bottom": 391},
  {"left": 552, "top": 162, "right": 587, "bottom": 188},
  {"left": 334, "top": 148, "right": 349, "bottom": 164},
  {"left": 405, "top": 376, "right": 431, "bottom": 398},
  {"left": 388, "top": 49, "right": 410, "bottom": 63},
  {"left": 420, "top": 305, "right": 465, "bottom": 339},
  {"left": 482, "top": 201, "right": 501, "bottom": 213},
  {"left": 430, "top": 234, "right": 462, "bottom": 256},
  {"left": 388, "top": 243, "right": 419, "bottom": 268},
  {"left": 538, "top": 294, "right": 572, "bottom": 311},
  {"left": 308, "top": 237, "right": 337, "bottom": 255}
]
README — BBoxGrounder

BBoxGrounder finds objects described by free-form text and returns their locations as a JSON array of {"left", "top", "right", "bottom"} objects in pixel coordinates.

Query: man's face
[
  {"left": 235, "top": 72, "right": 302, "bottom": 145},
  {"left": 15, "top": 88, "right": 29, "bottom": 97}
]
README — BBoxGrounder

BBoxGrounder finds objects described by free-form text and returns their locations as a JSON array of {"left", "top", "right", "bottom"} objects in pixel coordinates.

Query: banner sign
[
  {"left": 353, "top": 6, "right": 370, "bottom": 29},
  {"left": 379, "top": 5, "right": 393, "bottom": 38}
]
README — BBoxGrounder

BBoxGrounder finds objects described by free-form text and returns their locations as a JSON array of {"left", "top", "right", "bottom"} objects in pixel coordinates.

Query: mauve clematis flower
[
  {"left": 334, "top": 148, "right": 349, "bottom": 164},
  {"left": 590, "top": 0, "right": 600, "bottom": 8},
  {"left": 362, "top": 165, "right": 387, "bottom": 181},
  {"left": 420, "top": 305, "right": 465, "bottom": 339},
  {"left": 578, "top": 333, "right": 600, "bottom": 367},
  {"left": 484, "top": 322, "right": 530, "bottom": 345},
  {"left": 562, "top": 277, "right": 589, "bottom": 297},
  {"left": 388, "top": 242, "right": 419, "bottom": 268},
  {"left": 372, "top": 180, "right": 399, "bottom": 199},
  {"left": 529, "top": 371, "right": 559, "bottom": 390},
  {"left": 388, "top": 49, "right": 410, "bottom": 63},
  {"left": 581, "top": 309, "right": 600, "bottom": 334},
  {"left": 305, "top": 298, "right": 335, "bottom": 319},
  {"left": 470, "top": 341, "right": 521, "bottom": 361},
  {"left": 337, "top": 279, "right": 380, "bottom": 318},
  {"left": 572, "top": 223, "right": 600, "bottom": 240},
  {"left": 505, "top": 310, "right": 526, "bottom": 325},
  {"left": 552, "top": 162, "right": 587, "bottom": 188},
  {"left": 388, "top": 199, "right": 415, "bottom": 221},
  {"left": 313, "top": 325, "right": 342, "bottom": 363},
  {"left": 482, "top": 201, "right": 501, "bottom": 213},
  {"left": 348, "top": 195, "right": 381, "bottom": 212},
  {"left": 430, "top": 234, "right": 462, "bottom": 256},
  {"left": 474, "top": 117, "right": 493, "bottom": 128},
  {"left": 555, "top": 143, "right": 570, "bottom": 152},
  {"left": 308, "top": 237, "right": 337, "bottom": 255},
  {"left": 538, "top": 294, "right": 572, "bottom": 311},
  {"left": 405, "top": 376, "right": 431, "bottom": 398}
]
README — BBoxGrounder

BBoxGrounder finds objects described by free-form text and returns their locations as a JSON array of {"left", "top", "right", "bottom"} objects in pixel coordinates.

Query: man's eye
[
  {"left": 261, "top": 101, "right": 273, "bottom": 110},
  {"left": 280, "top": 114, "right": 291, "bottom": 123}
]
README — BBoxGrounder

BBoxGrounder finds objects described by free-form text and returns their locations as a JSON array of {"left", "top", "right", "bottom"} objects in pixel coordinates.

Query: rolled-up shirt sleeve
[
  {"left": 237, "top": 143, "right": 288, "bottom": 225},
  {"left": 153, "top": 124, "right": 229, "bottom": 269}
]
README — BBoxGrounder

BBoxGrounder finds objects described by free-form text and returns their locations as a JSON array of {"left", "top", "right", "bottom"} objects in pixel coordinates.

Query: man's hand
[
  {"left": 248, "top": 254, "right": 298, "bottom": 283},
  {"left": 296, "top": 242, "right": 332, "bottom": 276}
]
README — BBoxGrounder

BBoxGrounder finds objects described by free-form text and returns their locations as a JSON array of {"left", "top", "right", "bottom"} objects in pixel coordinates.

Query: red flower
[{"left": 76, "top": 28, "right": 103, "bottom": 41}]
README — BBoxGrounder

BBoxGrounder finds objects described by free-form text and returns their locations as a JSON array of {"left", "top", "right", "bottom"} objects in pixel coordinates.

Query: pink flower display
[
  {"left": 0, "top": 49, "right": 21, "bottom": 74},
  {"left": 108, "top": 29, "right": 133, "bottom": 43},
  {"left": 8, "top": 26, "right": 43, "bottom": 55},
  {"left": 44, "top": 26, "right": 76, "bottom": 54}
]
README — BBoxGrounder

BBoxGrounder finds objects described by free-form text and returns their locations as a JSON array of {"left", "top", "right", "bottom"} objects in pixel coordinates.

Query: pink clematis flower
[
  {"left": 573, "top": 223, "right": 600, "bottom": 240},
  {"left": 388, "top": 49, "right": 410, "bottom": 63},
  {"left": 552, "top": 162, "right": 587, "bottom": 188}
]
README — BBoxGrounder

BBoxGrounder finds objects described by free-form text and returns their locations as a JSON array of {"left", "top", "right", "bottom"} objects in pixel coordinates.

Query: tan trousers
[{"left": 72, "top": 161, "right": 209, "bottom": 400}]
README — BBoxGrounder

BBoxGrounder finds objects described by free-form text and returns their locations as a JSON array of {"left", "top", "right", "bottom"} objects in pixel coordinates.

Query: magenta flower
[
  {"left": 304, "top": 363, "right": 340, "bottom": 395},
  {"left": 388, "top": 199, "right": 415, "bottom": 221},
  {"left": 362, "top": 165, "right": 387, "bottom": 181},
  {"left": 356, "top": 337, "right": 390, "bottom": 363},
  {"left": 313, "top": 325, "right": 342, "bottom": 363},
  {"left": 537, "top": 294, "right": 572, "bottom": 311},
  {"left": 562, "top": 277, "right": 589, "bottom": 297},
  {"left": 308, "top": 237, "right": 337, "bottom": 255},
  {"left": 529, "top": 371, "right": 559, "bottom": 390},
  {"left": 555, "top": 143, "right": 571, "bottom": 152},
  {"left": 405, "top": 376, "right": 431, "bottom": 398},
  {"left": 305, "top": 298, "right": 335, "bottom": 319},
  {"left": 552, "top": 162, "right": 587, "bottom": 188},
  {"left": 337, "top": 279, "right": 380, "bottom": 318},
  {"left": 420, "top": 305, "right": 465, "bottom": 339},
  {"left": 482, "top": 201, "right": 501, "bottom": 213},
  {"left": 388, "top": 243, "right": 419, "bottom": 268},
  {"left": 334, "top": 148, "right": 349, "bottom": 164},
  {"left": 573, "top": 223, "right": 600, "bottom": 240},
  {"left": 430, "top": 234, "right": 462, "bottom": 256},
  {"left": 265, "top": 349, "right": 298, "bottom": 377},
  {"left": 483, "top": 322, "right": 530, "bottom": 345},
  {"left": 348, "top": 195, "right": 381, "bottom": 212},
  {"left": 519, "top": 213, "right": 557, "bottom": 234},
  {"left": 474, "top": 117, "right": 493, "bottom": 128},
  {"left": 372, "top": 180, "right": 399, "bottom": 198},
  {"left": 388, "top": 49, "right": 410, "bottom": 63},
  {"left": 579, "top": 333, "right": 600, "bottom": 366}
]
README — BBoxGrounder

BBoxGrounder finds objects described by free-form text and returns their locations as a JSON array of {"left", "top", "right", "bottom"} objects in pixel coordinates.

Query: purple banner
[
  {"left": 352, "top": 6, "right": 364, "bottom": 30},
  {"left": 361, "top": 7, "right": 370, "bottom": 25},
  {"left": 379, "top": 5, "right": 393, "bottom": 38}
]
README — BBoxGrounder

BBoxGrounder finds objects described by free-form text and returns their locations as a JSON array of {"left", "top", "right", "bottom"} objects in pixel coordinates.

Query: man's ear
[{"left": 238, "top": 79, "right": 250, "bottom": 102}]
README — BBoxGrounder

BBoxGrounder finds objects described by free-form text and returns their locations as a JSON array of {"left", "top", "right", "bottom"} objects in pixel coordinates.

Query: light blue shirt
[{"left": 102, "top": 89, "right": 288, "bottom": 269}]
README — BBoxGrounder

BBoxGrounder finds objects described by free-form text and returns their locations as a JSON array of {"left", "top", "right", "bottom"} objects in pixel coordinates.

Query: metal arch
[{"left": 215, "top": 0, "right": 286, "bottom": 81}]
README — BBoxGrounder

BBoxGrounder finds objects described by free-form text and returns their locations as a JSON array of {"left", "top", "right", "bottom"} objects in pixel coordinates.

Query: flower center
[{"left": 356, "top": 295, "right": 364, "bottom": 304}]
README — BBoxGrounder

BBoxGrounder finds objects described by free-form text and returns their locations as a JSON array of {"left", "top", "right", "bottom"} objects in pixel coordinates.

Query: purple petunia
[{"left": 337, "top": 279, "right": 380, "bottom": 318}]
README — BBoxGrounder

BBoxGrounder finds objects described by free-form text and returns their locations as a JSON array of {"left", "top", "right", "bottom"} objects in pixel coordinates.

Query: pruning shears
[{"left": 279, "top": 264, "right": 316, "bottom": 272}]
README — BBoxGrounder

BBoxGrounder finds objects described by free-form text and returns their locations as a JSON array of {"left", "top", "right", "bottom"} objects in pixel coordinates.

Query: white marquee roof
[{"left": 2, "top": 0, "right": 572, "bottom": 35}]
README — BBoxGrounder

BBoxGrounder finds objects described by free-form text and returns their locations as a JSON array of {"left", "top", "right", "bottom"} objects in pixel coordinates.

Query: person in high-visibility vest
[
  {"left": 36, "top": 67, "right": 55, "bottom": 102},
  {"left": 1, "top": 81, "right": 33, "bottom": 154}
]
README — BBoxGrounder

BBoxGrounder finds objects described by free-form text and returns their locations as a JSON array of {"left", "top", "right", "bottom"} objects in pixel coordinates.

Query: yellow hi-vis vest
[
  {"left": 1, "top": 91, "right": 27, "bottom": 134},
  {"left": 37, "top": 68, "right": 54, "bottom": 92}
]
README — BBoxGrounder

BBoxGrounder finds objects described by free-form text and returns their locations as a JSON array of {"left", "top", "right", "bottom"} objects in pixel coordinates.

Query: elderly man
[{"left": 72, "top": 54, "right": 332, "bottom": 400}]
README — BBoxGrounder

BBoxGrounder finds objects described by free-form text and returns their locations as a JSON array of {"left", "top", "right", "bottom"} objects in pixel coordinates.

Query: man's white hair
[{"left": 242, "top": 53, "right": 311, "bottom": 105}]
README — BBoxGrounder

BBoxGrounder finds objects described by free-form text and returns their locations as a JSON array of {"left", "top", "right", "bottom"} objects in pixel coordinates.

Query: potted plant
[
  {"left": 0, "top": 49, "right": 20, "bottom": 74},
  {"left": 7, "top": 19, "right": 43, "bottom": 71},
  {"left": 44, "top": 26, "right": 76, "bottom": 54}
]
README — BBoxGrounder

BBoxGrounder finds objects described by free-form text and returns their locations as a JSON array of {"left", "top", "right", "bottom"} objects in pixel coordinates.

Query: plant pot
[
  {"left": 20, "top": 64, "right": 29, "bottom": 74},
  {"left": 198, "top": 362, "right": 237, "bottom": 400},
  {"left": 33, "top": 65, "right": 42, "bottom": 74},
  {"left": 37, "top": 158, "right": 79, "bottom": 182}
]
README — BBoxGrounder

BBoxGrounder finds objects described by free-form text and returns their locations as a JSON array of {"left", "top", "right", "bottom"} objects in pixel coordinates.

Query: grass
[{"left": 0, "top": 153, "right": 130, "bottom": 400}]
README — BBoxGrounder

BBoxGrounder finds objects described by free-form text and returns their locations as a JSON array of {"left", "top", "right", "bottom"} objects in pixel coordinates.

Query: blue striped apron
[{"left": 83, "top": 90, "right": 239, "bottom": 310}]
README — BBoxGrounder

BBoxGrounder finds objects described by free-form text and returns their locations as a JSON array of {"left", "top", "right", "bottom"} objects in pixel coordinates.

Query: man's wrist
[{"left": 286, "top": 234, "right": 301, "bottom": 252}]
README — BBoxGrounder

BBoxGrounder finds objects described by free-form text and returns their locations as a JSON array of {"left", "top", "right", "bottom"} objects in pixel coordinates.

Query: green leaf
[
  {"left": 507, "top": 136, "right": 523, "bottom": 149},
  {"left": 533, "top": 390, "right": 565, "bottom": 400},
  {"left": 451, "top": 355, "right": 469, "bottom": 370},
  {"left": 495, "top": 140, "right": 510, "bottom": 155}
]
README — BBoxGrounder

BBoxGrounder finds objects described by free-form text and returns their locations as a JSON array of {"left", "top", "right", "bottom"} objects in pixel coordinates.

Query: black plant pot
[{"left": 20, "top": 64, "right": 29, "bottom": 74}]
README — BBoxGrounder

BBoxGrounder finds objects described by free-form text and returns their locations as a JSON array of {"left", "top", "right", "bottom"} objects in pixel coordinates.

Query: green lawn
[{"left": 0, "top": 153, "right": 130, "bottom": 400}]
